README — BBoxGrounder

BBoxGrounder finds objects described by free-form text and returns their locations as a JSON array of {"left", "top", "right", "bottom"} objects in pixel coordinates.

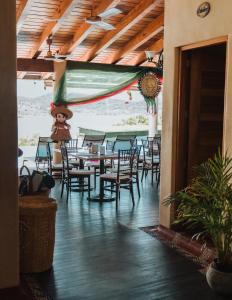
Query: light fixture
[
  {"left": 145, "top": 51, "right": 155, "bottom": 62},
  {"left": 145, "top": 49, "right": 163, "bottom": 70}
]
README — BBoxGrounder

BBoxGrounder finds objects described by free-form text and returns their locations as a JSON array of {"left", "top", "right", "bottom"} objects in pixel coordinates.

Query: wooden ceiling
[{"left": 16, "top": 0, "right": 164, "bottom": 80}]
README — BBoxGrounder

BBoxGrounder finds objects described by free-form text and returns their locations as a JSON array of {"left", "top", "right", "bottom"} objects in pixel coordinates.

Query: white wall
[{"left": 160, "top": 0, "right": 232, "bottom": 227}]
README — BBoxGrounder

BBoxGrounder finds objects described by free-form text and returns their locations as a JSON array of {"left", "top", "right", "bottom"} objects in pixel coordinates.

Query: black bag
[
  {"left": 19, "top": 165, "right": 31, "bottom": 196},
  {"left": 32, "top": 170, "right": 55, "bottom": 191},
  {"left": 19, "top": 167, "right": 55, "bottom": 196}
]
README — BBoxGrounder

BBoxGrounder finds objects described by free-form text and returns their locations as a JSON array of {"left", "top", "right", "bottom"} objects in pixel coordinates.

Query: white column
[{"left": 148, "top": 113, "right": 158, "bottom": 137}]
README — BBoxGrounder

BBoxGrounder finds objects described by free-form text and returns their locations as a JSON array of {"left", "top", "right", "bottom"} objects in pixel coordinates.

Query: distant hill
[{"left": 18, "top": 91, "right": 148, "bottom": 117}]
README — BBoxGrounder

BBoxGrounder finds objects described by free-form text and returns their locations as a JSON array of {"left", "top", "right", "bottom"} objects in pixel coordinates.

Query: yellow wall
[
  {"left": 0, "top": 0, "right": 19, "bottom": 288},
  {"left": 160, "top": 0, "right": 232, "bottom": 227}
]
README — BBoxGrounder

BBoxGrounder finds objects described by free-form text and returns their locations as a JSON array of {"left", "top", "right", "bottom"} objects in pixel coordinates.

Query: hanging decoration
[
  {"left": 52, "top": 60, "right": 163, "bottom": 110},
  {"left": 52, "top": 61, "right": 151, "bottom": 107},
  {"left": 125, "top": 90, "right": 132, "bottom": 104},
  {"left": 50, "top": 105, "right": 73, "bottom": 142},
  {"left": 138, "top": 71, "right": 162, "bottom": 114}
]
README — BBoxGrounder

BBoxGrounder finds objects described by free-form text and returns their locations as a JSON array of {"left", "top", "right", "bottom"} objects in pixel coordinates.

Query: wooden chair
[
  {"left": 113, "top": 145, "right": 142, "bottom": 198},
  {"left": 100, "top": 149, "right": 135, "bottom": 209},
  {"left": 47, "top": 141, "right": 63, "bottom": 180},
  {"left": 35, "top": 137, "right": 52, "bottom": 171},
  {"left": 115, "top": 135, "right": 136, "bottom": 142},
  {"left": 65, "top": 138, "right": 78, "bottom": 154},
  {"left": 60, "top": 146, "right": 94, "bottom": 202},
  {"left": 112, "top": 139, "right": 133, "bottom": 152},
  {"left": 105, "top": 139, "right": 115, "bottom": 151},
  {"left": 132, "top": 145, "right": 142, "bottom": 197},
  {"left": 82, "top": 134, "right": 105, "bottom": 147},
  {"left": 141, "top": 137, "right": 160, "bottom": 187},
  {"left": 65, "top": 139, "right": 79, "bottom": 168},
  {"left": 82, "top": 135, "right": 105, "bottom": 188}
]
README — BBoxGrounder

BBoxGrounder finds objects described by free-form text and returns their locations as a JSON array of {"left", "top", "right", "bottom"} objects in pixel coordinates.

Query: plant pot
[{"left": 206, "top": 262, "right": 232, "bottom": 295}]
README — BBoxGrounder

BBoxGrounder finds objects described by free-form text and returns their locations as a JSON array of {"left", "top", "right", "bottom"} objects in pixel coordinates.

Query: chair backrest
[
  {"left": 105, "top": 139, "right": 115, "bottom": 151},
  {"left": 65, "top": 139, "right": 78, "bottom": 153},
  {"left": 116, "top": 135, "right": 136, "bottom": 141},
  {"left": 35, "top": 139, "right": 50, "bottom": 163},
  {"left": 39, "top": 137, "right": 53, "bottom": 143},
  {"left": 142, "top": 138, "right": 160, "bottom": 164},
  {"left": 60, "top": 145, "right": 70, "bottom": 177},
  {"left": 112, "top": 139, "right": 133, "bottom": 152},
  {"left": 46, "top": 142, "right": 54, "bottom": 174},
  {"left": 116, "top": 149, "right": 135, "bottom": 181},
  {"left": 131, "top": 145, "right": 142, "bottom": 170},
  {"left": 82, "top": 135, "right": 105, "bottom": 147}
]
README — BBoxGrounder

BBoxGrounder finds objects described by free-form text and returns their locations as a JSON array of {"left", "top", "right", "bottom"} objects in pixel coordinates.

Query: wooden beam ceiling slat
[
  {"left": 28, "top": 0, "right": 78, "bottom": 59},
  {"left": 17, "top": 0, "right": 34, "bottom": 34},
  {"left": 109, "top": 14, "right": 164, "bottom": 64},
  {"left": 16, "top": 0, "right": 165, "bottom": 70},
  {"left": 59, "top": 0, "right": 121, "bottom": 55},
  {"left": 79, "top": 0, "right": 163, "bottom": 62},
  {"left": 17, "top": 71, "right": 27, "bottom": 79},
  {"left": 16, "top": 0, "right": 28, "bottom": 23}
]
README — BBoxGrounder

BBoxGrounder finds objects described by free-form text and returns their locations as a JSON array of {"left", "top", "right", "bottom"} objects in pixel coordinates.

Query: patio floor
[{"left": 34, "top": 177, "right": 222, "bottom": 300}]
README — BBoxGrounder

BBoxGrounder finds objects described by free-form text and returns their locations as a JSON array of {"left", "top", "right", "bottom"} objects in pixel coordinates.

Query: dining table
[{"left": 75, "top": 150, "right": 118, "bottom": 202}]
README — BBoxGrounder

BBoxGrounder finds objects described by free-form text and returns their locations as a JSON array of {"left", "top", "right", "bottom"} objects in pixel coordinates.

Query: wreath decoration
[{"left": 138, "top": 71, "right": 162, "bottom": 114}]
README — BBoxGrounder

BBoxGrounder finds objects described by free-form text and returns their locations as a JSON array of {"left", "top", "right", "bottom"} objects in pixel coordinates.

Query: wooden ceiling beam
[
  {"left": 17, "top": 58, "right": 54, "bottom": 73},
  {"left": 17, "top": 71, "right": 27, "bottom": 79},
  {"left": 29, "top": 0, "right": 78, "bottom": 58},
  {"left": 59, "top": 0, "right": 120, "bottom": 55},
  {"left": 125, "top": 38, "right": 163, "bottom": 66},
  {"left": 16, "top": 0, "right": 28, "bottom": 23},
  {"left": 16, "top": 0, "right": 33, "bottom": 34},
  {"left": 17, "top": 57, "right": 156, "bottom": 73},
  {"left": 109, "top": 14, "right": 164, "bottom": 64},
  {"left": 41, "top": 73, "right": 53, "bottom": 80},
  {"left": 79, "top": 0, "right": 163, "bottom": 62}
]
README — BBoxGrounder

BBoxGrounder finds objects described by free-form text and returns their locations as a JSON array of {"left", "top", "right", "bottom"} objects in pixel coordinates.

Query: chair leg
[
  {"left": 94, "top": 169, "right": 97, "bottom": 189},
  {"left": 129, "top": 181, "right": 135, "bottom": 206},
  {"left": 111, "top": 182, "right": 114, "bottom": 194},
  {"left": 116, "top": 184, "right": 120, "bottom": 209},
  {"left": 61, "top": 180, "right": 64, "bottom": 198},
  {"left": 151, "top": 167, "right": 154, "bottom": 185},
  {"left": 136, "top": 173, "right": 140, "bottom": 198},
  {"left": 66, "top": 180, "right": 69, "bottom": 202},
  {"left": 157, "top": 170, "right": 160, "bottom": 188},
  {"left": 88, "top": 176, "right": 90, "bottom": 199},
  {"left": 81, "top": 177, "right": 84, "bottom": 198},
  {"left": 145, "top": 169, "right": 148, "bottom": 178},
  {"left": 141, "top": 167, "right": 145, "bottom": 182}
]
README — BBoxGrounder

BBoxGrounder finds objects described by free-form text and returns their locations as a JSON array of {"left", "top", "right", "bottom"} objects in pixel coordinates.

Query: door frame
[{"left": 174, "top": 36, "right": 228, "bottom": 192}]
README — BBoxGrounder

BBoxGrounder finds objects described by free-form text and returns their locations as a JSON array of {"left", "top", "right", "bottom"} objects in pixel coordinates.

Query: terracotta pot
[{"left": 206, "top": 262, "right": 232, "bottom": 295}]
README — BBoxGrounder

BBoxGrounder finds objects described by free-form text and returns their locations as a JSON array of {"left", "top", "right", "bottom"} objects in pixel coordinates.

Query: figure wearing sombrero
[{"left": 50, "top": 105, "right": 73, "bottom": 142}]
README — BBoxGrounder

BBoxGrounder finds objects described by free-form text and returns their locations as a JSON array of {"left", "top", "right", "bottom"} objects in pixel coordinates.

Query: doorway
[{"left": 175, "top": 42, "right": 226, "bottom": 190}]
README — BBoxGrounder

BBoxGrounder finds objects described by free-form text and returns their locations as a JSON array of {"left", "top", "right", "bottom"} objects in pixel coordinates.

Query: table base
[{"left": 88, "top": 194, "right": 115, "bottom": 202}]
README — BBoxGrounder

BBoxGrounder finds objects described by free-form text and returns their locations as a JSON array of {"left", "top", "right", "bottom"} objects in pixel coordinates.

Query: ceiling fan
[
  {"left": 44, "top": 34, "right": 71, "bottom": 62},
  {"left": 85, "top": 6, "right": 122, "bottom": 30}
]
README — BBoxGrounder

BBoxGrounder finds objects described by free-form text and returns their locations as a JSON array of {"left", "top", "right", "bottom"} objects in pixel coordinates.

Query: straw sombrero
[{"left": 51, "top": 105, "right": 73, "bottom": 120}]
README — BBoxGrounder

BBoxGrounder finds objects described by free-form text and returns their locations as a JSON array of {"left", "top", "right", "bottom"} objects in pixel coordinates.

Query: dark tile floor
[{"left": 35, "top": 176, "right": 223, "bottom": 300}]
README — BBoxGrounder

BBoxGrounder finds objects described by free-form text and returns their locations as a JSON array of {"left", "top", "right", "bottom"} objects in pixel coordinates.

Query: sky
[{"left": 17, "top": 79, "right": 53, "bottom": 97}]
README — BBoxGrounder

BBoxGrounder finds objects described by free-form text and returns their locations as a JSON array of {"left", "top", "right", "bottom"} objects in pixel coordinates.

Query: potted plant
[{"left": 164, "top": 151, "right": 232, "bottom": 295}]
